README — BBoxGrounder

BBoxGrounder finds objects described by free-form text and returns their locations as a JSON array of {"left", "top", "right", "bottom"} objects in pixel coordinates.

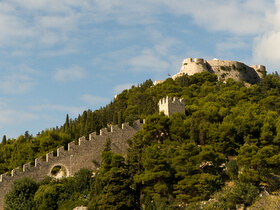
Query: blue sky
[{"left": 0, "top": 0, "right": 279, "bottom": 139}]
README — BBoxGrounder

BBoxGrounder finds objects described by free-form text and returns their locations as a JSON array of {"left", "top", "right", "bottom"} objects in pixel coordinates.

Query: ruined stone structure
[
  {"left": 0, "top": 120, "right": 143, "bottom": 209},
  {"left": 172, "top": 58, "right": 266, "bottom": 84},
  {"left": 159, "top": 96, "right": 185, "bottom": 117},
  {"left": 153, "top": 80, "right": 165, "bottom": 85}
]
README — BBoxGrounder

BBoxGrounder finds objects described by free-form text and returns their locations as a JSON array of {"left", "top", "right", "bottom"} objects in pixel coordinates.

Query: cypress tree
[
  {"left": 64, "top": 114, "right": 70, "bottom": 133},
  {"left": 118, "top": 111, "right": 123, "bottom": 128},
  {"left": 2, "top": 135, "right": 6, "bottom": 146}
]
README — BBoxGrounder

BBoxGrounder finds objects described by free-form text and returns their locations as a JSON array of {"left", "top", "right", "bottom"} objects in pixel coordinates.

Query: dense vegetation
[{"left": 3, "top": 72, "right": 280, "bottom": 209}]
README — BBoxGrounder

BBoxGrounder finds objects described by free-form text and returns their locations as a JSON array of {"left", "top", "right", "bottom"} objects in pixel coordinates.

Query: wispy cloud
[
  {"left": 80, "top": 94, "right": 109, "bottom": 106},
  {"left": 0, "top": 67, "right": 38, "bottom": 94},
  {"left": 39, "top": 47, "right": 78, "bottom": 57},
  {"left": 53, "top": 65, "right": 86, "bottom": 82},
  {"left": 0, "top": 0, "right": 276, "bottom": 67},
  {"left": 31, "top": 104, "right": 85, "bottom": 116},
  {"left": 0, "top": 101, "right": 38, "bottom": 127},
  {"left": 160, "top": 0, "right": 274, "bottom": 35},
  {"left": 216, "top": 37, "right": 250, "bottom": 57},
  {"left": 128, "top": 32, "right": 180, "bottom": 72},
  {"left": 114, "top": 83, "right": 134, "bottom": 94},
  {"left": 129, "top": 50, "right": 170, "bottom": 71}
]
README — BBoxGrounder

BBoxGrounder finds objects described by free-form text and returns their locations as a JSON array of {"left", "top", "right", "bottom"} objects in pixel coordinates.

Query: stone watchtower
[{"left": 158, "top": 96, "right": 185, "bottom": 117}]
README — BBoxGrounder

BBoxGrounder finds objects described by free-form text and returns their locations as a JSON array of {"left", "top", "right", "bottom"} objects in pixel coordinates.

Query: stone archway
[{"left": 50, "top": 165, "right": 69, "bottom": 178}]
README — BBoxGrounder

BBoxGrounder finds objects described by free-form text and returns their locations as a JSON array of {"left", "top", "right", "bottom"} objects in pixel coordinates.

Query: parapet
[
  {"left": 194, "top": 58, "right": 204, "bottom": 64},
  {"left": 250, "top": 64, "right": 266, "bottom": 79},
  {"left": 159, "top": 96, "right": 185, "bottom": 105},
  {"left": 0, "top": 173, "right": 10, "bottom": 182},
  {"left": 153, "top": 80, "right": 164, "bottom": 85},
  {"left": 46, "top": 151, "right": 54, "bottom": 162},
  {"left": 159, "top": 96, "right": 185, "bottom": 117},
  {"left": 251, "top": 64, "right": 266, "bottom": 72},
  {"left": 78, "top": 136, "right": 87, "bottom": 145},
  {"left": 11, "top": 168, "right": 20, "bottom": 177},
  {"left": 35, "top": 157, "right": 43, "bottom": 167},
  {"left": 182, "top": 58, "right": 205, "bottom": 65},
  {"left": 23, "top": 163, "right": 32, "bottom": 172},
  {"left": 182, "top": 58, "right": 193, "bottom": 65}
]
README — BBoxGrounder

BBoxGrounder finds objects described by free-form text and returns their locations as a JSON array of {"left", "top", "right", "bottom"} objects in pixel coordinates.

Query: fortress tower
[
  {"left": 172, "top": 58, "right": 210, "bottom": 79},
  {"left": 250, "top": 65, "right": 267, "bottom": 78},
  {"left": 159, "top": 96, "right": 185, "bottom": 117}
]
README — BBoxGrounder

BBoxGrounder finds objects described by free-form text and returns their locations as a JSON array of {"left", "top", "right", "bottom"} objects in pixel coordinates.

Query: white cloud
[
  {"left": 0, "top": 73, "right": 35, "bottom": 94},
  {"left": 160, "top": 0, "right": 274, "bottom": 35},
  {"left": 216, "top": 37, "right": 249, "bottom": 56},
  {"left": 39, "top": 47, "right": 78, "bottom": 57},
  {"left": 0, "top": 101, "right": 38, "bottom": 127},
  {"left": 128, "top": 33, "right": 180, "bottom": 72},
  {"left": 0, "top": 109, "right": 38, "bottom": 126},
  {"left": 0, "top": 0, "right": 277, "bottom": 73},
  {"left": 36, "top": 16, "right": 77, "bottom": 30},
  {"left": 80, "top": 94, "right": 109, "bottom": 106},
  {"left": 0, "top": 0, "right": 91, "bottom": 49},
  {"left": 9, "top": 0, "right": 92, "bottom": 13},
  {"left": 0, "top": 0, "right": 273, "bottom": 56},
  {"left": 0, "top": 65, "right": 41, "bottom": 94},
  {"left": 253, "top": 31, "right": 280, "bottom": 70},
  {"left": 0, "top": 13, "right": 35, "bottom": 47},
  {"left": 252, "top": 0, "right": 280, "bottom": 71},
  {"left": 18, "top": 64, "right": 41, "bottom": 75},
  {"left": 129, "top": 49, "right": 170, "bottom": 71},
  {"left": 53, "top": 65, "right": 86, "bottom": 82},
  {"left": 114, "top": 83, "right": 134, "bottom": 94},
  {"left": 31, "top": 104, "right": 85, "bottom": 116}
]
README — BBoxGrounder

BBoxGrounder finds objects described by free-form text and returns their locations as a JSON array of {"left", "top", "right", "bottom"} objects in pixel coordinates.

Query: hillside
[{"left": 2, "top": 72, "right": 280, "bottom": 209}]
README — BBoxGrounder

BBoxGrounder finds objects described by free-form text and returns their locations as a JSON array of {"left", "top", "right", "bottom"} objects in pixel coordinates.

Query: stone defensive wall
[{"left": 0, "top": 120, "right": 143, "bottom": 209}]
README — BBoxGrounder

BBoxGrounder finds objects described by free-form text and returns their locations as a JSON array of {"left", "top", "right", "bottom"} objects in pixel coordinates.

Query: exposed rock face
[{"left": 172, "top": 58, "right": 266, "bottom": 84}]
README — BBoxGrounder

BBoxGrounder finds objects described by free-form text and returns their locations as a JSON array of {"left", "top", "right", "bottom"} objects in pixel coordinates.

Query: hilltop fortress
[
  {"left": 0, "top": 57, "right": 267, "bottom": 209},
  {"left": 173, "top": 58, "right": 266, "bottom": 84},
  {"left": 154, "top": 58, "right": 266, "bottom": 85}
]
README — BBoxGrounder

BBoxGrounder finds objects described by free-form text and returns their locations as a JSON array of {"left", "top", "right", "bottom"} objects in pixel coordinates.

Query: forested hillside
[{"left": 3, "top": 72, "right": 280, "bottom": 209}]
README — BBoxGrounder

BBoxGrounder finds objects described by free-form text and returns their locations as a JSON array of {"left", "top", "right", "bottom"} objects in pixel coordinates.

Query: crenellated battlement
[
  {"left": 182, "top": 58, "right": 205, "bottom": 65},
  {"left": 159, "top": 96, "right": 185, "bottom": 117},
  {"left": 35, "top": 157, "right": 43, "bottom": 167},
  {"left": 0, "top": 120, "right": 144, "bottom": 208},
  {"left": 251, "top": 64, "right": 266, "bottom": 72}
]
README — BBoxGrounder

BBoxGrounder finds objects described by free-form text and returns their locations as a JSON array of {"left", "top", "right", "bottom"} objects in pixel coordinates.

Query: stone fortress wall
[
  {"left": 0, "top": 120, "right": 143, "bottom": 209},
  {"left": 172, "top": 58, "right": 266, "bottom": 84},
  {"left": 159, "top": 96, "right": 185, "bottom": 117}
]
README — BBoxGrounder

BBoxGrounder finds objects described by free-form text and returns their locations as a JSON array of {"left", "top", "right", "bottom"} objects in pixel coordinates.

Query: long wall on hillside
[{"left": 0, "top": 120, "right": 143, "bottom": 209}]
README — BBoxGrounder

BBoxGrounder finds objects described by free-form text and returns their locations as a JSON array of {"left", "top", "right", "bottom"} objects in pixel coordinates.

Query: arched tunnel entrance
[{"left": 50, "top": 165, "right": 69, "bottom": 178}]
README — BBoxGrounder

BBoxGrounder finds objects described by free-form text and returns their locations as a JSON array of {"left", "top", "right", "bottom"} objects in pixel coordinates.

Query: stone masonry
[
  {"left": 172, "top": 58, "right": 266, "bottom": 84},
  {"left": 159, "top": 96, "right": 185, "bottom": 117},
  {"left": 0, "top": 120, "right": 143, "bottom": 209}
]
